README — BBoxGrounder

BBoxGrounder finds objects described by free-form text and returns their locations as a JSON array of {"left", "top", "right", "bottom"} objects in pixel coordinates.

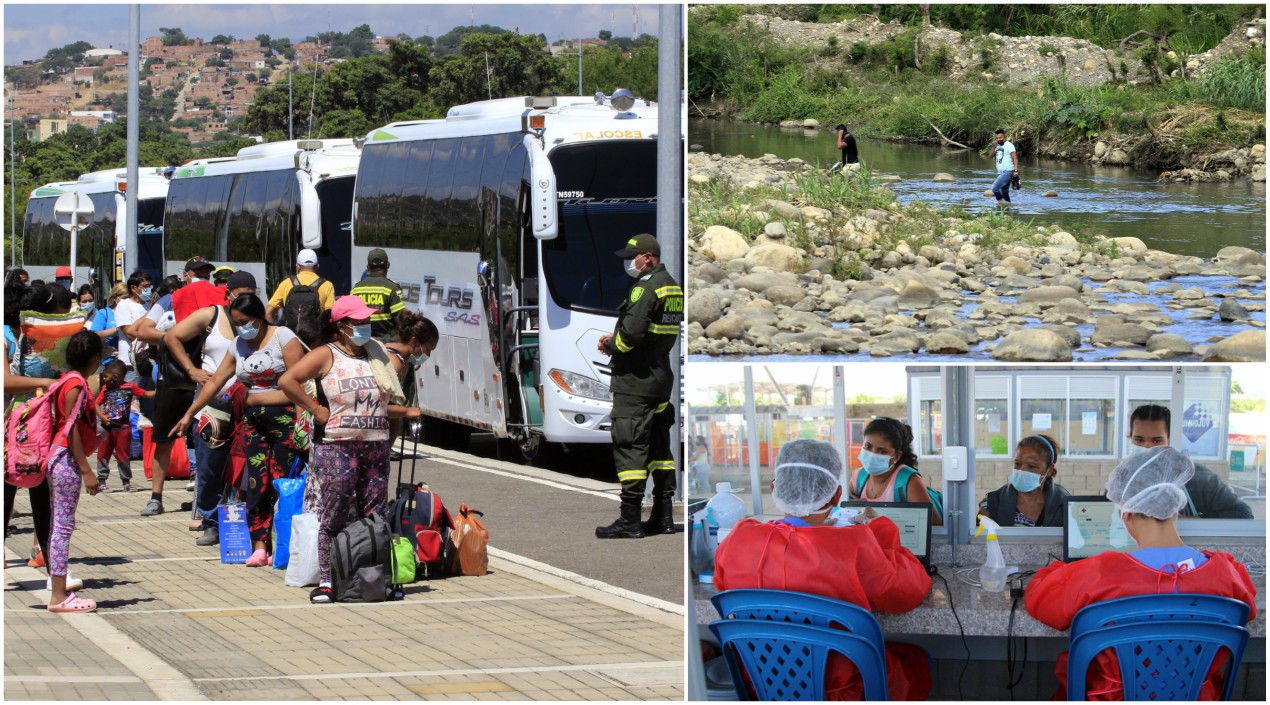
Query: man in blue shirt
[{"left": 988, "top": 128, "right": 1018, "bottom": 207}]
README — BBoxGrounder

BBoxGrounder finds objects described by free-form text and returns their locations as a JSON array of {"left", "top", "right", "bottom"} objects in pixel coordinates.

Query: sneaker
[
  {"left": 195, "top": 526, "right": 219, "bottom": 546},
  {"left": 185, "top": 479, "right": 195, "bottom": 492},
  {"left": 140, "top": 498, "right": 164, "bottom": 517},
  {"left": 47, "top": 573, "right": 84, "bottom": 592},
  {"left": 309, "top": 586, "right": 333, "bottom": 603},
  {"left": 27, "top": 549, "right": 45, "bottom": 568}
]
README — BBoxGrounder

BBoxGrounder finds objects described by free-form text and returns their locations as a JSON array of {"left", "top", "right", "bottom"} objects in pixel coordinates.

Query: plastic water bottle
[
  {"left": 706, "top": 482, "right": 747, "bottom": 552},
  {"left": 977, "top": 516, "right": 1008, "bottom": 593}
]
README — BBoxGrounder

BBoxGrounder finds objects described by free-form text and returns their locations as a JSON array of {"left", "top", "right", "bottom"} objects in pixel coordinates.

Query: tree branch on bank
[{"left": 920, "top": 114, "right": 972, "bottom": 150}]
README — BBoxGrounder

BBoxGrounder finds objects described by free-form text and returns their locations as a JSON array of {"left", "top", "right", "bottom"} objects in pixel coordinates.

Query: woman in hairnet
[
  {"left": 1025, "top": 446, "right": 1258, "bottom": 700},
  {"left": 714, "top": 439, "right": 932, "bottom": 700}
]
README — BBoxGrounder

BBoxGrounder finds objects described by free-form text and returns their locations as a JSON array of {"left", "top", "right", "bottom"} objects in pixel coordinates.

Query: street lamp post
[{"left": 8, "top": 90, "right": 15, "bottom": 268}]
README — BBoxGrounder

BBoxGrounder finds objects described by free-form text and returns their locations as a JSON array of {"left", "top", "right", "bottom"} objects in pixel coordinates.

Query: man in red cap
[{"left": 54, "top": 266, "right": 74, "bottom": 290}]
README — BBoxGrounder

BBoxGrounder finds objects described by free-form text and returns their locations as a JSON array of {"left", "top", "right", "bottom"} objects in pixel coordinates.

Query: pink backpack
[{"left": 5, "top": 372, "right": 89, "bottom": 488}]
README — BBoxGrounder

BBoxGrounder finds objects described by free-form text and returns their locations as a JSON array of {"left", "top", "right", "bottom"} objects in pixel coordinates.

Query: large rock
[
  {"left": 704, "top": 315, "right": 745, "bottom": 340},
  {"left": 1018, "top": 285, "right": 1080, "bottom": 304},
  {"left": 1202, "top": 331, "right": 1266, "bottom": 362},
  {"left": 1049, "top": 231, "right": 1079, "bottom": 250},
  {"left": 999, "top": 255, "right": 1032, "bottom": 275},
  {"left": 1040, "top": 324, "right": 1082, "bottom": 349},
  {"left": 700, "top": 225, "right": 750, "bottom": 263},
  {"left": 764, "top": 285, "right": 807, "bottom": 307},
  {"left": 933, "top": 173, "right": 955, "bottom": 183},
  {"left": 990, "top": 329, "right": 1073, "bottom": 361},
  {"left": 763, "top": 199, "right": 803, "bottom": 221},
  {"left": 688, "top": 289, "right": 725, "bottom": 327},
  {"left": 896, "top": 279, "right": 941, "bottom": 309},
  {"left": 1112, "top": 237, "right": 1148, "bottom": 254},
  {"left": 1146, "top": 333, "right": 1193, "bottom": 357},
  {"left": 734, "top": 271, "right": 794, "bottom": 294},
  {"left": 745, "top": 243, "right": 805, "bottom": 272},
  {"left": 1091, "top": 322, "right": 1152, "bottom": 347},
  {"left": 925, "top": 331, "right": 971, "bottom": 354},
  {"left": 1218, "top": 299, "right": 1250, "bottom": 321}
]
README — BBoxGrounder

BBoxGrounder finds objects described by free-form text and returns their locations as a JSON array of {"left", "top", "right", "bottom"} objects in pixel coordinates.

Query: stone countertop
[{"left": 695, "top": 562, "right": 1267, "bottom": 639}]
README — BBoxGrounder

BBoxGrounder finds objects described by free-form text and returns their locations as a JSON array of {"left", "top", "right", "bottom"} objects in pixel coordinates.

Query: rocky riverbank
[{"left": 687, "top": 152, "right": 1267, "bottom": 362}]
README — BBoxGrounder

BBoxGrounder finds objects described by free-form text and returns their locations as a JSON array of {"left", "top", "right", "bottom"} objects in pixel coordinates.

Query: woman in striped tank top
[{"left": 279, "top": 297, "right": 421, "bottom": 603}]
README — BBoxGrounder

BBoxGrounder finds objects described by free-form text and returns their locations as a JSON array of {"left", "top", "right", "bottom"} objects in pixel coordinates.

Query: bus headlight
[{"left": 548, "top": 369, "right": 612, "bottom": 402}]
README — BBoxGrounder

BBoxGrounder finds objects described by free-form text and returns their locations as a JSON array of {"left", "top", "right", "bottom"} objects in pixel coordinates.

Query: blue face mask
[
  {"left": 858, "top": 449, "right": 894, "bottom": 476},
  {"left": 238, "top": 322, "right": 259, "bottom": 341},
  {"left": 140, "top": 286, "right": 153, "bottom": 302},
  {"left": 80, "top": 303, "right": 96, "bottom": 318},
  {"left": 411, "top": 351, "right": 429, "bottom": 367},
  {"left": 1009, "top": 468, "right": 1045, "bottom": 494},
  {"left": 346, "top": 324, "right": 372, "bottom": 347},
  {"left": 1126, "top": 443, "right": 1148, "bottom": 456}
]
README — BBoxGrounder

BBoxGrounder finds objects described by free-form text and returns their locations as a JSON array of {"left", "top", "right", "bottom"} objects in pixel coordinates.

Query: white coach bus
[
  {"left": 162, "top": 139, "right": 360, "bottom": 295},
  {"left": 353, "top": 91, "right": 666, "bottom": 460},
  {"left": 22, "top": 167, "right": 170, "bottom": 298}
]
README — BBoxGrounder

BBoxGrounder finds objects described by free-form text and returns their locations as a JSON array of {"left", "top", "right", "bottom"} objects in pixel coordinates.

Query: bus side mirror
[{"left": 525, "top": 137, "right": 557, "bottom": 240}]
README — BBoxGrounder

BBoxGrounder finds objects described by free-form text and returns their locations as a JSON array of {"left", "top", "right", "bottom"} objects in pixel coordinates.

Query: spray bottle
[{"left": 976, "top": 515, "right": 1008, "bottom": 592}]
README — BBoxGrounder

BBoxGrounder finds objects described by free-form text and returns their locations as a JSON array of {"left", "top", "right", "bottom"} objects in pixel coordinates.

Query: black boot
[
  {"left": 641, "top": 500, "right": 677, "bottom": 535},
  {"left": 596, "top": 501, "right": 645, "bottom": 539}
]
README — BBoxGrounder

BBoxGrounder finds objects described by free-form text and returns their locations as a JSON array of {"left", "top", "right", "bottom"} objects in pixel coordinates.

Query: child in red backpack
[
  {"left": 47, "top": 330, "right": 104, "bottom": 613},
  {"left": 93, "top": 359, "right": 153, "bottom": 493}
]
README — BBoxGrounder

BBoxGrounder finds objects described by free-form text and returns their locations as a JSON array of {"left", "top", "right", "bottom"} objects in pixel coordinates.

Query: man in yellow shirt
[{"left": 265, "top": 249, "right": 337, "bottom": 326}]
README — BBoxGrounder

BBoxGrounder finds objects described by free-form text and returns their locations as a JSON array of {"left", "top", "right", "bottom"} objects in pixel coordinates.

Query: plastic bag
[
  {"left": 284, "top": 512, "right": 320, "bottom": 587},
  {"left": 272, "top": 465, "right": 306, "bottom": 569}
]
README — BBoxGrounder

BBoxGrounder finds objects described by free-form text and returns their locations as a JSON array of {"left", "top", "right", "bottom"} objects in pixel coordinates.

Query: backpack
[
  {"left": 385, "top": 483, "right": 453, "bottom": 579},
  {"left": 853, "top": 465, "right": 944, "bottom": 523},
  {"left": 100, "top": 386, "right": 134, "bottom": 427},
  {"left": 6, "top": 372, "right": 89, "bottom": 488},
  {"left": 281, "top": 275, "right": 327, "bottom": 332},
  {"left": 445, "top": 503, "right": 489, "bottom": 577},
  {"left": 330, "top": 513, "right": 394, "bottom": 603}
]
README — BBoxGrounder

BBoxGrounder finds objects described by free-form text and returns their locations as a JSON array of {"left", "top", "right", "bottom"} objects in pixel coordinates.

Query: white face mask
[{"left": 624, "top": 257, "right": 643, "bottom": 279}]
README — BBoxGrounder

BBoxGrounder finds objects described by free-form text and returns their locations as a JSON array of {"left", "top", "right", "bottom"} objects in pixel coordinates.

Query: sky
[{"left": 2, "top": 3, "right": 665, "bottom": 65}]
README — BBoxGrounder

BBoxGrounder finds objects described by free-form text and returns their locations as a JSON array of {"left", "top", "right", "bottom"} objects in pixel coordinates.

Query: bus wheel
[{"left": 516, "top": 434, "right": 557, "bottom": 467}]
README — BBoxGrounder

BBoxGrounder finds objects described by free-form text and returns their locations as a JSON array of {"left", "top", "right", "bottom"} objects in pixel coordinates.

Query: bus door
[{"left": 315, "top": 176, "right": 355, "bottom": 295}]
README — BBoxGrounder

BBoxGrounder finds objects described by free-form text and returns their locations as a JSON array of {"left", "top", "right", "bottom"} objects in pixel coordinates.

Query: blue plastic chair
[
  {"left": 711, "top": 589, "right": 886, "bottom": 654},
  {"left": 709, "top": 620, "right": 890, "bottom": 701},
  {"left": 1067, "top": 620, "right": 1250, "bottom": 700},
  {"left": 1070, "top": 593, "right": 1250, "bottom": 636}
]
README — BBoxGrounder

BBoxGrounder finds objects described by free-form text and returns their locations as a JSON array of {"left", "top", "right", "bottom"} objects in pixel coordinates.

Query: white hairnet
[
  {"left": 1106, "top": 446, "right": 1195, "bottom": 519},
  {"left": 772, "top": 439, "right": 842, "bottom": 517}
]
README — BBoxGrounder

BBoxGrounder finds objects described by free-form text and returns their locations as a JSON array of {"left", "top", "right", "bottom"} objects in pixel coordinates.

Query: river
[{"left": 690, "top": 119, "right": 1266, "bottom": 259}]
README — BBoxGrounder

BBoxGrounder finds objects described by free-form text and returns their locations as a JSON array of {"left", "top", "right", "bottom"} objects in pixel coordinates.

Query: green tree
[
  {"left": 432, "top": 24, "right": 511, "bottom": 56},
  {"left": 317, "top": 108, "right": 375, "bottom": 138},
  {"left": 256, "top": 34, "right": 272, "bottom": 47},
  {"left": 226, "top": 76, "right": 239, "bottom": 86},
  {"left": 599, "top": 29, "right": 613, "bottom": 41},
  {"left": 210, "top": 34, "right": 234, "bottom": 45},
  {"left": 160, "top": 27, "right": 190, "bottom": 46},
  {"left": 428, "top": 32, "right": 567, "bottom": 108},
  {"left": 415, "top": 35, "right": 434, "bottom": 47},
  {"left": 582, "top": 40, "right": 659, "bottom": 99}
]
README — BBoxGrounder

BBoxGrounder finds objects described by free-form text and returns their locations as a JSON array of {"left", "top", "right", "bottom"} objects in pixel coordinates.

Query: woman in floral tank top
[{"left": 280, "top": 296, "right": 421, "bottom": 603}]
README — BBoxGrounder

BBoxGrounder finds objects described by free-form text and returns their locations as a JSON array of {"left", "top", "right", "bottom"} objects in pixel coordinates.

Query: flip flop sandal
[
  {"left": 309, "top": 586, "right": 333, "bottom": 604},
  {"left": 99, "top": 485, "right": 113, "bottom": 493},
  {"left": 48, "top": 592, "right": 97, "bottom": 613}
]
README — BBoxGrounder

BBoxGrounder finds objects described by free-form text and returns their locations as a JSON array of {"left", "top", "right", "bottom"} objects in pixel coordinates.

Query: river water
[
  {"left": 691, "top": 119, "right": 1266, "bottom": 258},
  {"left": 689, "top": 119, "right": 1266, "bottom": 361}
]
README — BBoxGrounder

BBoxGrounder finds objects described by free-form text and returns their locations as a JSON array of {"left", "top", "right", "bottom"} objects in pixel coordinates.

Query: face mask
[
  {"left": 1009, "top": 468, "right": 1045, "bottom": 494},
  {"left": 857, "top": 449, "right": 893, "bottom": 477},
  {"left": 238, "top": 322, "right": 259, "bottom": 341},
  {"left": 57, "top": 279, "right": 73, "bottom": 289},
  {"left": 1126, "top": 443, "right": 1147, "bottom": 456},
  {"left": 624, "top": 257, "right": 643, "bottom": 279},
  {"left": 346, "top": 324, "right": 372, "bottom": 346},
  {"left": 80, "top": 303, "right": 96, "bottom": 318},
  {"left": 411, "top": 351, "right": 430, "bottom": 367},
  {"left": 140, "top": 286, "right": 153, "bottom": 302}
]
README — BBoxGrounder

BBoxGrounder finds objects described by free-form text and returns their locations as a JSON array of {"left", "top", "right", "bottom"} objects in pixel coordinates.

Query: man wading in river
[{"left": 987, "top": 128, "right": 1019, "bottom": 208}]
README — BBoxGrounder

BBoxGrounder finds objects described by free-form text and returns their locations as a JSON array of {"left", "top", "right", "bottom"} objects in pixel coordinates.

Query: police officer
[
  {"left": 596, "top": 233, "right": 683, "bottom": 539},
  {"left": 351, "top": 248, "right": 406, "bottom": 343}
]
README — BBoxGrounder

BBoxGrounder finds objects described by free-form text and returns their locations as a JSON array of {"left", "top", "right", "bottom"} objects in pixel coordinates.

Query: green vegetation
[{"left": 689, "top": 8, "right": 1265, "bottom": 158}]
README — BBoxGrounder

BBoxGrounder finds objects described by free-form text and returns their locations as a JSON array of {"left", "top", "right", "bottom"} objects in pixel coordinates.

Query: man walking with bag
[{"left": 595, "top": 234, "right": 683, "bottom": 539}]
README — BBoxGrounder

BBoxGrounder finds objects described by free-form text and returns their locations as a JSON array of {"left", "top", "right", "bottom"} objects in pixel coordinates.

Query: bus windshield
[{"left": 543, "top": 140, "right": 658, "bottom": 314}]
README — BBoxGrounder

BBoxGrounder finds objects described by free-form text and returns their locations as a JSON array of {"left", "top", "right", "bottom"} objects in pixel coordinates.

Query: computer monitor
[
  {"left": 1063, "top": 496, "right": 1137, "bottom": 562},
  {"left": 838, "top": 501, "right": 934, "bottom": 570}
]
